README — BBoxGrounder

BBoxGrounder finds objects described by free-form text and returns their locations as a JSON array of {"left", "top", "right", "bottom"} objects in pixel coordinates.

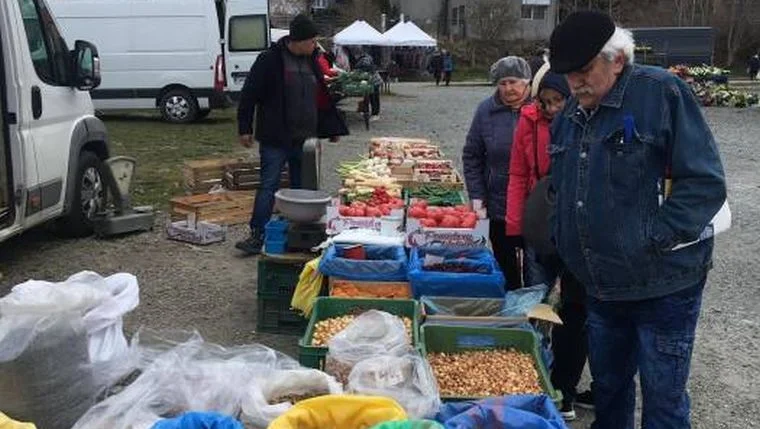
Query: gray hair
[
  {"left": 490, "top": 56, "right": 532, "bottom": 84},
  {"left": 600, "top": 27, "right": 635, "bottom": 65}
]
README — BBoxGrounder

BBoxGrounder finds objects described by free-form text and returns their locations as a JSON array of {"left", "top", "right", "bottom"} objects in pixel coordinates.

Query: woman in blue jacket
[
  {"left": 442, "top": 50, "right": 454, "bottom": 86},
  {"left": 462, "top": 56, "right": 532, "bottom": 289}
]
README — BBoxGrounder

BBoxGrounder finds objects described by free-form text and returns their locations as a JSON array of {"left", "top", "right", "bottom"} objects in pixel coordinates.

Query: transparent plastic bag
[
  {"left": 502, "top": 284, "right": 549, "bottom": 317},
  {"left": 326, "top": 310, "right": 410, "bottom": 384},
  {"left": 0, "top": 272, "right": 139, "bottom": 429},
  {"left": 73, "top": 329, "right": 299, "bottom": 429},
  {"left": 241, "top": 369, "right": 343, "bottom": 427},
  {"left": 347, "top": 353, "right": 441, "bottom": 419}
]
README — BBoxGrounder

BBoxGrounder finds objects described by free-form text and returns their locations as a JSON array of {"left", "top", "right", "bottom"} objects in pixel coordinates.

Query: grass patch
[
  {"left": 103, "top": 108, "right": 242, "bottom": 208},
  {"left": 451, "top": 66, "right": 489, "bottom": 83}
]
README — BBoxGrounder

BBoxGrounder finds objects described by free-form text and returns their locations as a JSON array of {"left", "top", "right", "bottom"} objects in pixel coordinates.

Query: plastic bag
[
  {"left": 0, "top": 272, "right": 139, "bottom": 429},
  {"left": 241, "top": 369, "right": 343, "bottom": 427},
  {"left": 434, "top": 395, "right": 565, "bottom": 429},
  {"left": 319, "top": 245, "right": 408, "bottom": 282},
  {"left": 151, "top": 412, "right": 243, "bottom": 429},
  {"left": 0, "top": 413, "right": 36, "bottom": 429},
  {"left": 326, "top": 311, "right": 410, "bottom": 384},
  {"left": 290, "top": 258, "right": 323, "bottom": 318},
  {"left": 408, "top": 248, "right": 505, "bottom": 298},
  {"left": 348, "top": 353, "right": 441, "bottom": 419},
  {"left": 370, "top": 421, "right": 444, "bottom": 429},
  {"left": 267, "top": 395, "right": 407, "bottom": 429},
  {"left": 73, "top": 329, "right": 299, "bottom": 429},
  {"left": 502, "top": 284, "right": 549, "bottom": 317}
]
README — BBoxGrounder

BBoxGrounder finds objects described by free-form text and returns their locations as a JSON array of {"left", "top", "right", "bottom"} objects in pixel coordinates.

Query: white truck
[
  {"left": 1, "top": 0, "right": 108, "bottom": 243},
  {"left": 47, "top": 0, "right": 270, "bottom": 123}
]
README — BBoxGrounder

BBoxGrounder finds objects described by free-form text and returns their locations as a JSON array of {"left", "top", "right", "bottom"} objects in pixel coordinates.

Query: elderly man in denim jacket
[{"left": 548, "top": 11, "right": 726, "bottom": 429}]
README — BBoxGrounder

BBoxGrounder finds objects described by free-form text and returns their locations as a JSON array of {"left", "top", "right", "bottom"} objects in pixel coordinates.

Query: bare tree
[
  {"left": 338, "top": 0, "right": 384, "bottom": 29},
  {"left": 466, "top": 0, "right": 520, "bottom": 40}
]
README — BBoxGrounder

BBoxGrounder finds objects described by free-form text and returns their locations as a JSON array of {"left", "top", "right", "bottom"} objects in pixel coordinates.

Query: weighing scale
[{"left": 92, "top": 156, "right": 155, "bottom": 237}]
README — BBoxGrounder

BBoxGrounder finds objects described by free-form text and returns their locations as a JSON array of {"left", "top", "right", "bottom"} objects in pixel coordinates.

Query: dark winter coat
[{"left": 237, "top": 37, "right": 348, "bottom": 145}]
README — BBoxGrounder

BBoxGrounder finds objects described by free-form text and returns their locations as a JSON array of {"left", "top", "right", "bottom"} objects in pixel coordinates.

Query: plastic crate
[
  {"left": 265, "top": 219, "right": 289, "bottom": 240},
  {"left": 265, "top": 239, "right": 287, "bottom": 255},
  {"left": 257, "top": 258, "right": 305, "bottom": 298},
  {"left": 256, "top": 293, "right": 307, "bottom": 335},
  {"left": 298, "top": 297, "right": 421, "bottom": 370},
  {"left": 287, "top": 222, "right": 327, "bottom": 251},
  {"left": 420, "top": 325, "right": 562, "bottom": 405}
]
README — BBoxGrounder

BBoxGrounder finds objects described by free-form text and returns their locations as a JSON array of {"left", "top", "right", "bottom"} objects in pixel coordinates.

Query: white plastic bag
[
  {"left": 241, "top": 369, "right": 343, "bottom": 427},
  {"left": 73, "top": 329, "right": 300, "bottom": 429},
  {"left": 347, "top": 353, "right": 441, "bottom": 419},
  {"left": 0, "top": 271, "right": 139, "bottom": 429},
  {"left": 326, "top": 310, "right": 411, "bottom": 384}
]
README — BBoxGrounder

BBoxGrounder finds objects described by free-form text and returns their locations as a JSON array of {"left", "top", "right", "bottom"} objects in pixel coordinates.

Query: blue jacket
[
  {"left": 550, "top": 64, "right": 726, "bottom": 301},
  {"left": 442, "top": 55, "right": 454, "bottom": 72},
  {"left": 462, "top": 92, "right": 523, "bottom": 222}
]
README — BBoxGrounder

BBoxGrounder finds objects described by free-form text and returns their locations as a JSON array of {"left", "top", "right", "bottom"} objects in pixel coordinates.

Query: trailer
[{"left": 631, "top": 27, "right": 714, "bottom": 67}]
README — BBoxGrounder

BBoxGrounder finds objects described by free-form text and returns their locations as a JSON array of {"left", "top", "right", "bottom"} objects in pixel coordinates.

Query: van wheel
[
  {"left": 159, "top": 89, "right": 199, "bottom": 123},
  {"left": 60, "top": 151, "right": 106, "bottom": 237}
]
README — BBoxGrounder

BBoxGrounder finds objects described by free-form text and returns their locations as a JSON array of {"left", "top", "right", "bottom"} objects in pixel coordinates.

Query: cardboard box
[
  {"left": 325, "top": 200, "right": 404, "bottom": 235},
  {"left": 405, "top": 216, "right": 489, "bottom": 247}
]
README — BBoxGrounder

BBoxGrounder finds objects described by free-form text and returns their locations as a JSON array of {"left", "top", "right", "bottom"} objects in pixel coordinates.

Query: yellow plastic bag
[
  {"left": 0, "top": 413, "right": 36, "bottom": 429},
  {"left": 267, "top": 395, "right": 407, "bottom": 429},
  {"left": 291, "top": 257, "right": 323, "bottom": 317}
]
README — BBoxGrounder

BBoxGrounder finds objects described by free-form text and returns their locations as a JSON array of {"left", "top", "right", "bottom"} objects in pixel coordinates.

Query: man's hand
[{"left": 239, "top": 134, "right": 253, "bottom": 148}]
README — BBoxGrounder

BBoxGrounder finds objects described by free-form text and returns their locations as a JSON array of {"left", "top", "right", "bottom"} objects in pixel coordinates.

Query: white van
[
  {"left": 1, "top": 0, "right": 107, "bottom": 243},
  {"left": 47, "top": 0, "right": 270, "bottom": 123}
]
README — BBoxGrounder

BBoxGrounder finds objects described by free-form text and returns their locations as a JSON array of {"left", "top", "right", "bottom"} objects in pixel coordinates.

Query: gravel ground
[{"left": 1, "top": 82, "right": 758, "bottom": 428}]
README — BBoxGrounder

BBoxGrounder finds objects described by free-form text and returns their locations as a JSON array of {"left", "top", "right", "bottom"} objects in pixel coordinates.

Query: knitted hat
[
  {"left": 289, "top": 14, "right": 319, "bottom": 41},
  {"left": 549, "top": 11, "right": 615, "bottom": 74},
  {"left": 538, "top": 71, "right": 570, "bottom": 98},
  {"left": 490, "top": 56, "right": 532, "bottom": 84}
]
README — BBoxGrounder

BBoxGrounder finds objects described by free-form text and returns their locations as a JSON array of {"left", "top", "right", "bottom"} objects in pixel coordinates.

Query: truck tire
[
  {"left": 159, "top": 88, "right": 199, "bottom": 124},
  {"left": 59, "top": 151, "right": 106, "bottom": 237}
]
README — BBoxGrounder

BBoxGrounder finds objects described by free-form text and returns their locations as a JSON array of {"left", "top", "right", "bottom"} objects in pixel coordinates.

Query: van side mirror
[{"left": 71, "top": 40, "right": 101, "bottom": 90}]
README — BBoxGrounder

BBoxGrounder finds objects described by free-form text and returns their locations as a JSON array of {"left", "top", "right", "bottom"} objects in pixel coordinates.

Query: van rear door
[{"left": 224, "top": 0, "right": 269, "bottom": 95}]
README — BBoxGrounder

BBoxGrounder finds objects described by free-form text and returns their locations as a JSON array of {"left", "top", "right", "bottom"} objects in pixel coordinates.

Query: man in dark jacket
[
  {"left": 549, "top": 11, "right": 726, "bottom": 428},
  {"left": 236, "top": 14, "right": 347, "bottom": 255}
]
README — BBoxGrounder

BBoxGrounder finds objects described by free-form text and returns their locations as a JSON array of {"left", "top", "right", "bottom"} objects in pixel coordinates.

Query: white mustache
[{"left": 573, "top": 87, "right": 593, "bottom": 96}]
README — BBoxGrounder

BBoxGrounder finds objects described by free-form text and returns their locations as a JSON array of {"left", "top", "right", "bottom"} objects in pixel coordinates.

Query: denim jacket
[{"left": 550, "top": 64, "right": 727, "bottom": 301}]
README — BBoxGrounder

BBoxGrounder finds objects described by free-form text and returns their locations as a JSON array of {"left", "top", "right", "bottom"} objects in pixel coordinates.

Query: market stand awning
[
  {"left": 381, "top": 22, "right": 437, "bottom": 47},
  {"left": 333, "top": 20, "right": 387, "bottom": 46}
]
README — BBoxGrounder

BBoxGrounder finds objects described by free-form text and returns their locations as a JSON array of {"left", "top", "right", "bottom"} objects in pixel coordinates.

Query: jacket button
[
  {"left": 576, "top": 201, "right": 584, "bottom": 208},
  {"left": 580, "top": 152, "right": 587, "bottom": 159}
]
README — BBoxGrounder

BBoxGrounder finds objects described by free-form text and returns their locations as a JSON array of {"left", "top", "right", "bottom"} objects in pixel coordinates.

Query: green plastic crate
[
  {"left": 257, "top": 258, "right": 305, "bottom": 298},
  {"left": 420, "top": 325, "right": 562, "bottom": 405},
  {"left": 298, "top": 297, "right": 421, "bottom": 370},
  {"left": 256, "top": 293, "right": 307, "bottom": 336}
]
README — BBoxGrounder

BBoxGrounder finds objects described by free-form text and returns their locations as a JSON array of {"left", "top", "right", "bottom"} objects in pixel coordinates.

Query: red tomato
[
  {"left": 413, "top": 199, "right": 428, "bottom": 209},
  {"left": 353, "top": 207, "right": 366, "bottom": 217},
  {"left": 461, "top": 217, "right": 477, "bottom": 229},
  {"left": 420, "top": 218, "right": 438, "bottom": 227},
  {"left": 391, "top": 198, "right": 405, "bottom": 209},
  {"left": 463, "top": 213, "right": 478, "bottom": 224},
  {"left": 339, "top": 206, "right": 351, "bottom": 216},
  {"left": 440, "top": 215, "right": 461, "bottom": 228},
  {"left": 409, "top": 206, "right": 427, "bottom": 219},
  {"left": 442, "top": 207, "right": 457, "bottom": 215},
  {"left": 381, "top": 207, "right": 391, "bottom": 216},
  {"left": 351, "top": 201, "right": 367, "bottom": 209},
  {"left": 365, "top": 207, "right": 382, "bottom": 217},
  {"left": 455, "top": 205, "right": 471, "bottom": 213}
]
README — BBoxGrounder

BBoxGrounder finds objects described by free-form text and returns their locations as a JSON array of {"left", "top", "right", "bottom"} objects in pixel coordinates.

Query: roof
[
  {"left": 333, "top": 20, "right": 386, "bottom": 46},
  {"left": 382, "top": 21, "right": 437, "bottom": 47}
]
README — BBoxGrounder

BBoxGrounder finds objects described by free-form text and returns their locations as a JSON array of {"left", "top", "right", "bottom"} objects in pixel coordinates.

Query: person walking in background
[
  {"left": 748, "top": 53, "right": 760, "bottom": 80},
  {"left": 235, "top": 15, "right": 347, "bottom": 255},
  {"left": 462, "top": 56, "right": 532, "bottom": 290},
  {"left": 428, "top": 49, "right": 443, "bottom": 86},
  {"left": 442, "top": 50, "right": 454, "bottom": 86},
  {"left": 549, "top": 11, "right": 726, "bottom": 428},
  {"left": 354, "top": 48, "right": 383, "bottom": 121}
]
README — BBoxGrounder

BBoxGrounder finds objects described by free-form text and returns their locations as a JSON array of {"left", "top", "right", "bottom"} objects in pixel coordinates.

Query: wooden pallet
[
  {"left": 170, "top": 191, "right": 255, "bottom": 226},
  {"left": 183, "top": 157, "right": 246, "bottom": 194},
  {"left": 223, "top": 162, "right": 289, "bottom": 191}
]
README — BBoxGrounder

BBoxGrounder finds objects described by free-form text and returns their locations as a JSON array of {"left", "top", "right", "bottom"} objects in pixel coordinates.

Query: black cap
[
  {"left": 549, "top": 11, "right": 615, "bottom": 74},
  {"left": 539, "top": 71, "right": 570, "bottom": 98},
  {"left": 289, "top": 14, "right": 318, "bottom": 41}
]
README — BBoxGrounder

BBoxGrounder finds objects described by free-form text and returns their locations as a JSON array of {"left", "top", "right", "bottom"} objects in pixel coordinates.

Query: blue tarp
[
  {"left": 408, "top": 247, "right": 505, "bottom": 298},
  {"left": 435, "top": 395, "right": 567, "bottom": 429},
  {"left": 319, "top": 244, "right": 408, "bottom": 281},
  {"left": 151, "top": 412, "right": 243, "bottom": 429}
]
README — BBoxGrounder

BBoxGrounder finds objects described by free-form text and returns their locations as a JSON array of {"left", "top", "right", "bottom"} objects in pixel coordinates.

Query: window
[
  {"left": 229, "top": 15, "right": 268, "bottom": 52},
  {"left": 17, "top": 0, "right": 70, "bottom": 86},
  {"left": 451, "top": 7, "right": 458, "bottom": 27},
  {"left": 312, "top": 0, "right": 328, "bottom": 9},
  {"left": 521, "top": 5, "right": 548, "bottom": 20},
  {"left": 458, "top": 6, "right": 466, "bottom": 36}
]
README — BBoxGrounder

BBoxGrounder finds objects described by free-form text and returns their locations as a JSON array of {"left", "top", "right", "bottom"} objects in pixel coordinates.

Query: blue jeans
[
  {"left": 249, "top": 142, "right": 303, "bottom": 233},
  {"left": 587, "top": 278, "right": 705, "bottom": 429}
]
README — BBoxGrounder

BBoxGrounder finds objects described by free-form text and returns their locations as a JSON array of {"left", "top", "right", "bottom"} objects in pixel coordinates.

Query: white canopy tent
[
  {"left": 381, "top": 21, "right": 437, "bottom": 47},
  {"left": 333, "top": 20, "right": 387, "bottom": 46}
]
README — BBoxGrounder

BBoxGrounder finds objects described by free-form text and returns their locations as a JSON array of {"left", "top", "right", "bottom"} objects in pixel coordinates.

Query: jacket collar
[{"left": 490, "top": 90, "right": 528, "bottom": 113}]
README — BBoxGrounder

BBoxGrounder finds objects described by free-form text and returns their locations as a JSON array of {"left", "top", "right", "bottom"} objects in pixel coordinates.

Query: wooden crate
[
  {"left": 223, "top": 162, "right": 289, "bottom": 191},
  {"left": 328, "top": 278, "right": 412, "bottom": 299},
  {"left": 170, "top": 191, "right": 255, "bottom": 226},
  {"left": 183, "top": 157, "right": 246, "bottom": 194},
  {"left": 408, "top": 169, "right": 465, "bottom": 191}
]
